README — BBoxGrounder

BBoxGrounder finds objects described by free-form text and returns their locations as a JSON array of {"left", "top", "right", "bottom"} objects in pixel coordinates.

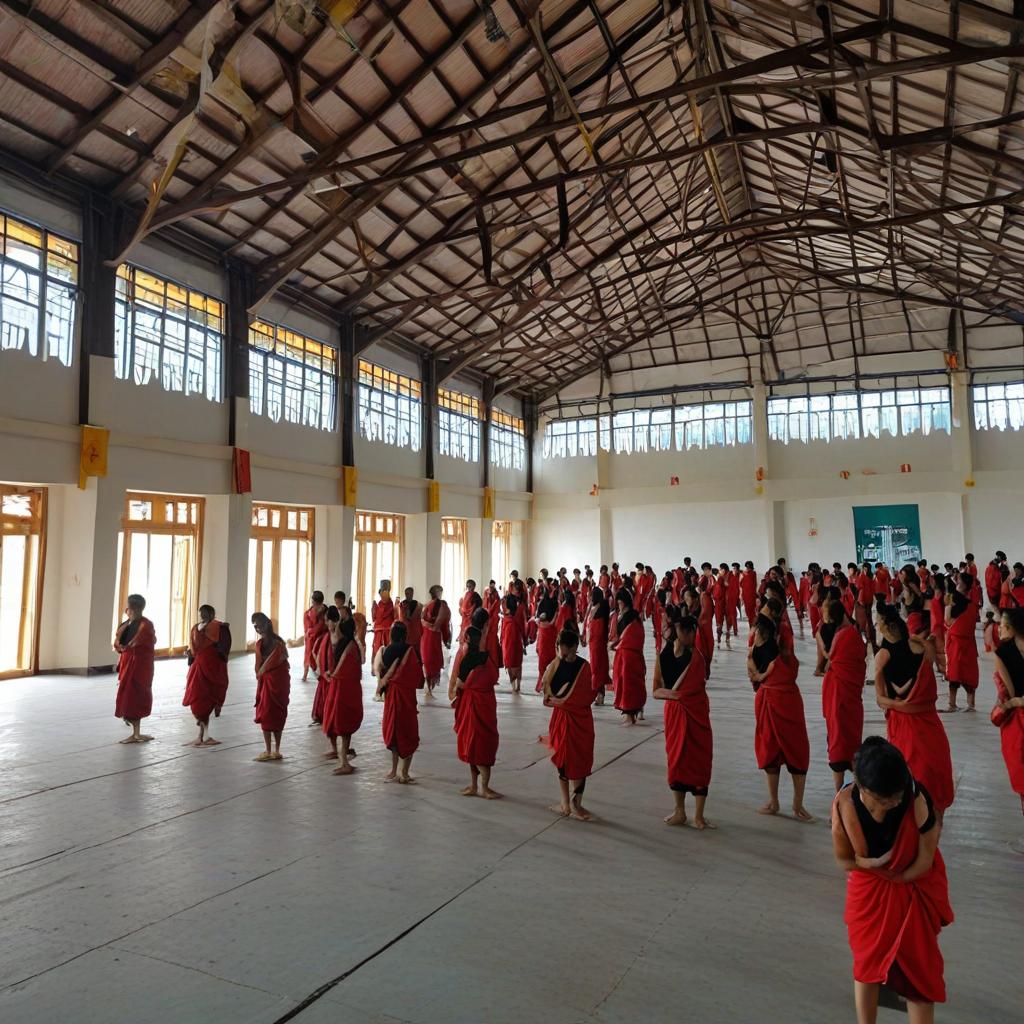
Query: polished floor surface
[{"left": 1, "top": 625, "right": 1021, "bottom": 1023}]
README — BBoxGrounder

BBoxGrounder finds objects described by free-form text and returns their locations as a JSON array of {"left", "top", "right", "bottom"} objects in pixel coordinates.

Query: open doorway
[
  {"left": 0, "top": 486, "right": 46, "bottom": 677},
  {"left": 353, "top": 511, "right": 404, "bottom": 614}
]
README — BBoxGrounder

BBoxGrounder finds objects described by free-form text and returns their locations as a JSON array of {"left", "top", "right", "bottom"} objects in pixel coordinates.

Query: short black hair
[{"left": 854, "top": 737, "right": 911, "bottom": 797}]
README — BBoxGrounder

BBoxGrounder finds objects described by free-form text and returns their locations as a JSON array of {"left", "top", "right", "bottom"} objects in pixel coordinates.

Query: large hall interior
[{"left": 1, "top": 1, "right": 1023, "bottom": 1023}]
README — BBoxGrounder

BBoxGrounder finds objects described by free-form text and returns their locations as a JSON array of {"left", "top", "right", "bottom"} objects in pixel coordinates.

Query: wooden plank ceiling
[{"left": 1, "top": 0, "right": 1022, "bottom": 398}]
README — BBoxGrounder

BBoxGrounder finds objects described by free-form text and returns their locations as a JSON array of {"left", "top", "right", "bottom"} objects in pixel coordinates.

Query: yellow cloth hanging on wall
[
  {"left": 428, "top": 480, "right": 440, "bottom": 513},
  {"left": 342, "top": 465, "right": 358, "bottom": 507},
  {"left": 483, "top": 486, "right": 494, "bottom": 520},
  {"left": 78, "top": 426, "right": 109, "bottom": 490}
]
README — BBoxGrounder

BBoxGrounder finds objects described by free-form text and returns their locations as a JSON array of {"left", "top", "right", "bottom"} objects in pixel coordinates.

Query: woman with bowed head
[
  {"left": 449, "top": 625, "right": 501, "bottom": 799},
  {"left": 252, "top": 612, "right": 290, "bottom": 762},
  {"left": 832, "top": 737, "right": 953, "bottom": 1024},
  {"left": 611, "top": 588, "right": 646, "bottom": 724}
]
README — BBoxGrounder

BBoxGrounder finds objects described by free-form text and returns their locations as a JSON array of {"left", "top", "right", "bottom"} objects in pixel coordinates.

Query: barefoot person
[
  {"left": 653, "top": 612, "right": 714, "bottom": 829},
  {"left": 832, "top": 737, "right": 953, "bottom": 1024},
  {"left": 321, "top": 610, "right": 363, "bottom": 775},
  {"left": 252, "top": 613, "right": 290, "bottom": 761},
  {"left": 376, "top": 621, "right": 422, "bottom": 783},
  {"left": 183, "top": 604, "right": 230, "bottom": 746},
  {"left": 420, "top": 584, "right": 451, "bottom": 697},
  {"left": 875, "top": 608, "right": 955, "bottom": 816},
  {"left": 611, "top": 589, "right": 646, "bottom": 724},
  {"left": 542, "top": 628, "right": 596, "bottom": 820},
  {"left": 499, "top": 592, "right": 527, "bottom": 692},
  {"left": 301, "top": 591, "right": 327, "bottom": 682},
  {"left": 114, "top": 594, "right": 156, "bottom": 744},
  {"left": 747, "top": 616, "right": 813, "bottom": 821},
  {"left": 450, "top": 625, "right": 501, "bottom": 798},
  {"left": 821, "top": 600, "right": 867, "bottom": 792},
  {"left": 944, "top": 586, "right": 979, "bottom": 712},
  {"left": 993, "top": 608, "right": 1024, "bottom": 815}
]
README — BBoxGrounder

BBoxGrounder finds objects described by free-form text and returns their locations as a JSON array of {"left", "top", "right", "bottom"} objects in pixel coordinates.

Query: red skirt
[
  {"left": 664, "top": 696, "right": 713, "bottom": 790},
  {"left": 322, "top": 660, "right": 363, "bottom": 739},
  {"left": 612, "top": 647, "right": 646, "bottom": 713},
  {"left": 886, "top": 709, "right": 955, "bottom": 811},
  {"left": 420, "top": 629, "right": 444, "bottom": 678},
  {"left": 254, "top": 665, "right": 290, "bottom": 732},
  {"left": 754, "top": 681, "right": 810, "bottom": 774},
  {"left": 116, "top": 647, "right": 154, "bottom": 720},
  {"left": 182, "top": 647, "right": 228, "bottom": 723},
  {"left": 548, "top": 706, "right": 594, "bottom": 779},
  {"left": 998, "top": 708, "right": 1024, "bottom": 796},
  {"left": 382, "top": 683, "right": 419, "bottom": 758},
  {"left": 454, "top": 688, "right": 499, "bottom": 767}
]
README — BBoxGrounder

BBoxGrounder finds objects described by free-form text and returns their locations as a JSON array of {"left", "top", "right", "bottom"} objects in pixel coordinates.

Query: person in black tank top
[{"left": 994, "top": 609, "right": 1024, "bottom": 814}]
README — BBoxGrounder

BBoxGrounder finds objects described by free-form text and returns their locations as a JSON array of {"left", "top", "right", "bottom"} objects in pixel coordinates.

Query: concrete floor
[{"left": 1, "top": 627, "right": 1021, "bottom": 1024}]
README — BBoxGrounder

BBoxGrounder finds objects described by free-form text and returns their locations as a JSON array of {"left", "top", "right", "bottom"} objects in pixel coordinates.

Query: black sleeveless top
[
  {"left": 852, "top": 781, "right": 935, "bottom": 858},
  {"left": 537, "top": 596, "right": 558, "bottom": 621},
  {"left": 458, "top": 649, "right": 489, "bottom": 682},
  {"left": 996, "top": 639, "right": 1024, "bottom": 698},
  {"left": 332, "top": 636, "right": 352, "bottom": 662},
  {"left": 881, "top": 638, "right": 924, "bottom": 697},
  {"left": 751, "top": 637, "right": 779, "bottom": 675},
  {"left": 658, "top": 645, "right": 692, "bottom": 685},
  {"left": 819, "top": 622, "right": 837, "bottom": 654},
  {"left": 119, "top": 618, "right": 142, "bottom": 645},
  {"left": 381, "top": 641, "right": 411, "bottom": 672},
  {"left": 550, "top": 657, "right": 584, "bottom": 697}
]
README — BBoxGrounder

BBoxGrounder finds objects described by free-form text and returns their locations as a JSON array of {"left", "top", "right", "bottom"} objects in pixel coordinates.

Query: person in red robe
[
  {"left": 397, "top": 587, "right": 423, "bottom": 651},
  {"left": 611, "top": 591, "right": 646, "bottom": 724},
  {"left": 654, "top": 612, "right": 713, "bottom": 829},
  {"left": 500, "top": 593, "right": 527, "bottom": 692},
  {"left": 873, "top": 562, "right": 891, "bottom": 602},
  {"left": 420, "top": 585, "right": 451, "bottom": 696},
  {"left": 747, "top": 615, "right": 813, "bottom": 821},
  {"left": 320, "top": 610, "right": 363, "bottom": 775},
  {"left": 586, "top": 588, "right": 611, "bottom": 705},
  {"left": 985, "top": 552, "right": 1006, "bottom": 611},
  {"left": 311, "top": 627, "right": 331, "bottom": 727},
  {"left": 449, "top": 625, "right": 501, "bottom": 799},
  {"left": 652, "top": 586, "right": 667, "bottom": 654},
  {"left": 944, "top": 587, "right": 979, "bottom": 712},
  {"left": 821, "top": 600, "right": 867, "bottom": 792},
  {"left": 252, "top": 612, "right": 290, "bottom": 761},
  {"left": 375, "top": 621, "right": 422, "bottom": 783},
  {"left": 832, "top": 738, "right": 952, "bottom": 1019},
  {"left": 542, "top": 628, "right": 596, "bottom": 820},
  {"left": 853, "top": 562, "right": 876, "bottom": 651},
  {"left": 725, "top": 563, "right": 741, "bottom": 638},
  {"left": 875, "top": 609, "right": 955, "bottom": 814},
  {"left": 183, "top": 604, "right": 230, "bottom": 746},
  {"left": 713, "top": 564, "right": 730, "bottom": 649},
  {"left": 797, "top": 572, "right": 812, "bottom": 637},
  {"left": 927, "top": 574, "right": 948, "bottom": 674},
  {"left": 555, "top": 585, "right": 578, "bottom": 634},
  {"left": 335, "top": 590, "right": 368, "bottom": 663},
  {"left": 301, "top": 591, "right": 327, "bottom": 682},
  {"left": 1003, "top": 562, "right": 1024, "bottom": 608},
  {"left": 114, "top": 593, "right": 156, "bottom": 744},
  {"left": 458, "top": 580, "right": 480, "bottom": 642},
  {"left": 740, "top": 561, "right": 758, "bottom": 629},
  {"left": 696, "top": 577, "right": 715, "bottom": 678},
  {"left": 534, "top": 584, "right": 559, "bottom": 692},
  {"left": 993, "top": 608, "right": 1024, "bottom": 815},
  {"left": 370, "top": 582, "right": 396, "bottom": 672}
]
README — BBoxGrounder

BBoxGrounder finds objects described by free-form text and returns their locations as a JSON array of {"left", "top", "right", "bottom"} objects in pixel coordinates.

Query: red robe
[
  {"left": 303, "top": 605, "right": 327, "bottom": 673},
  {"left": 555, "top": 601, "right": 576, "bottom": 633},
  {"left": 254, "top": 638, "right": 290, "bottom": 732},
  {"left": 547, "top": 660, "right": 595, "bottom": 779},
  {"left": 822, "top": 624, "right": 866, "bottom": 769},
  {"left": 928, "top": 594, "right": 946, "bottom": 651},
  {"left": 985, "top": 562, "right": 1002, "bottom": 607},
  {"left": 321, "top": 637, "right": 363, "bottom": 739},
  {"left": 740, "top": 570, "right": 758, "bottom": 627},
  {"left": 885, "top": 657, "right": 955, "bottom": 812},
  {"left": 697, "top": 591, "right": 714, "bottom": 677},
  {"left": 371, "top": 596, "right": 396, "bottom": 662},
  {"left": 311, "top": 633, "right": 330, "bottom": 723},
  {"left": 500, "top": 603, "right": 526, "bottom": 670},
  {"left": 785, "top": 572, "right": 801, "bottom": 614},
  {"left": 183, "top": 620, "right": 229, "bottom": 723},
  {"left": 726, "top": 570, "right": 741, "bottom": 632},
  {"left": 535, "top": 620, "right": 558, "bottom": 691},
  {"left": 588, "top": 613, "right": 610, "bottom": 690},
  {"left": 873, "top": 568, "right": 891, "bottom": 597},
  {"left": 420, "top": 599, "right": 450, "bottom": 678},
  {"left": 993, "top": 653, "right": 1024, "bottom": 798},
  {"left": 482, "top": 608, "right": 502, "bottom": 668},
  {"left": 397, "top": 599, "right": 423, "bottom": 648},
  {"left": 458, "top": 590, "right": 477, "bottom": 641},
  {"left": 713, "top": 575, "right": 728, "bottom": 631},
  {"left": 612, "top": 618, "right": 646, "bottom": 714},
  {"left": 836, "top": 785, "right": 953, "bottom": 1004},
  {"left": 114, "top": 617, "right": 156, "bottom": 720},
  {"left": 381, "top": 646, "right": 421, "bottom": 757},
  {"left": 944, "top": 605, "right": 979, "bottom": 688},
  {"left": 754, "top": 651, "right": 810, "bottom": 774},
  {"left": 652, "top": 598, "right": 664, "bottom": 654},
  {"left": 453, "top": 657, "right": 500, "bottom": 766},
  {"left": 663, "top": 647, "right": 712, "bottom": 790}
]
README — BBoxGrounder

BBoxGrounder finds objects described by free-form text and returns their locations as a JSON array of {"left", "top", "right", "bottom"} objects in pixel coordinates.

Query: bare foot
[
  {"left": 255, "top": 752, "right": 273, "bottom": 762},
  {"left": 481, "top": 788, "right": 503, "bottom": 800},
  {"left": 325, "top": 751, "right": 338, "bottom": 759},
  {"left": 183, "top": 740, "right": 204, "bottom": 747},
  {"left": 137, "top": 734, "right": 154, "bottom": 742},
  {"left": 570, "top": 807, "right": 593, "bottom": 821},
  {"left": 384, "top": 771, "right": 397, "bottom": 782},
  {"left": 202, "top": 738, "right": 221, "bottom": 746},
  {"left": 792, "top": 806, "right": 815, "bottom": 822},
  {"left": 940, "top": 706, "right": 959, "bottom": 713},
  {"left": 549, "top": 804, "right": 571, "bottom": 817},
  {"left": 460, "top": 785, "right": 478, "bottom": 797},
  {"left": 332, "top": 764, "right": 355, "bottom": 775},
  {"left": 119, "top": 736, "right": 140, "bottom": 744},
  {"left": 693, "top": 817, "right": 717, "bottom": 830},
  {"left": 397, "top": 775, "right": 417, "bottom": 785},
  {"left": 758, "top": 802, "right": 780, "bottom": 815},
  {"left": 423, "top": 689, "right": 434, "bottom": 699},
  {"left": 964, "top": 705, "right": 976, "bottom": 713},
  {"left": 663, "top": 811, "right": 687, "bottom": 826},
  {"left": 270, "top": 752, "right": 283, "bottom": 760}
]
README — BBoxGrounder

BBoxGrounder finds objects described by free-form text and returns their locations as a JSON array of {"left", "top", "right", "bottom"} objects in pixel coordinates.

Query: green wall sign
[{"left": 852, "top": 504, "right": 922, "bottom": 566}]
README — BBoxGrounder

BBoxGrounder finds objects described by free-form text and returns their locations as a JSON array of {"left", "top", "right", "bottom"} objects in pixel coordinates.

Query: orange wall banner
[
  {"left": 78, "top": 426, "right": 109, "bottom": 490},
  {"left": 427, "top": 480, "right": 440, "bottom": 513},
  {"left": 232, "top": 448, "right": 252, "bottom": 494},
  {"left": 342, "top": 465, "right": 358, "bottom": 507}
]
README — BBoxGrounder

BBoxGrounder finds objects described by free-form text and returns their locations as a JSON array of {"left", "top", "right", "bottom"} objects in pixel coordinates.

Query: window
[
  {"left": 353, "top": 511, "right": 404, "bottom": 615},
  {"left": 490, "top": 409, "right": 526, "bottom": 470},
  {"left": 438, "top": 387, "right": 481, "bottom": 462},
  {"left": 357, "top": 359, "right": 421, "bottom": 450},
  {"left": 0, "top": 211, "right": 78, "bottom": 366},
  {"left": 542, "top": 417, "right": 600, "bottom": 458},
  {"left": 441, "top": 517, "right": 469, "bottom": 601},
  {"left": 973, "top": 381, "right": 1024, "bottom": 431},
  {"left": 673, "top": 400, "right": 753, "bottom": 449},
  {"left": 492, "top": 520, "right": 512, "bottom": 588},
  {"left": 247, "top": 502, "right": 314, "bottom": 646},
  {"left": 115, "top": 265, "right": 223, "bottom": 400},
  {"left": 248, "top": 319, "right": 337, "bottom": 430},
  {"left": 768, "top": 388, "right": 951, "bottom": 444},
  {"left": 0, "top": 486, "right": 46, "bottom": 677},
  {"left": 115, "top": 492, "right": 204, "bottom": 656}
]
